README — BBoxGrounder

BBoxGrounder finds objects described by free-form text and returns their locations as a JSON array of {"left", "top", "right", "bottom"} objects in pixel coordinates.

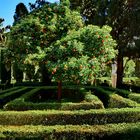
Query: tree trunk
[
  {"left": 117, "top": 50, "right": 123, "bottom": 88},
  {"left": 58, "top": 80, "right": 62, "bottom": 101}
]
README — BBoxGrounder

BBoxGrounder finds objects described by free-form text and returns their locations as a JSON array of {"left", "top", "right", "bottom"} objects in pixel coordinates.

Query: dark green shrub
[
  {"left": 91, "top": 87, "right": 139, "bottom": 108},
  {"left": 0, "top": 123, "right": 140, "bottom": 139},
  {"left": 0, "top": 87, "right": 20, "bottom": 95},
  {"left": 0, "top": 87, "right": 32, "bottom": 108},
  {"left": 108, "top": 94, "right": 139, "bottom": 108},
  {"left": 129, "top": 93, "right": 140, "bottom": 103},
  {"left": 92, "top": 87, "right": 111, "bottom": 107},
  {"left": 1, "top": 108, "right": 140, "bottom": 125},
  {"left": 102, "top": 86, "right": 130, "bottom": 98},
  {"left": 4, "top": 87, "right": 104, "bottom": 110}
]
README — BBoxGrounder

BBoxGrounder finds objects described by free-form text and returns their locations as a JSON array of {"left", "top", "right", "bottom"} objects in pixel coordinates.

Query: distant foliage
[
  {"left": 29, "top": 0, "right": 49, "bottom": 11},
  {"left": 13, "top": 3, "right": 29, "bottom": 23},
  {"left": 123, "top": 57, "right": 136, "bottom": 77}
]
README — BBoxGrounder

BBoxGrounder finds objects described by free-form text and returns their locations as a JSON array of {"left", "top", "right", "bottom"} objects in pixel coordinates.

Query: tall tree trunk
[
  {"left": 117, "top": 49, "right": 123, "bottom": 88},
  {"left": 58, "top": 80, "right": 62, "bottom": 101}
]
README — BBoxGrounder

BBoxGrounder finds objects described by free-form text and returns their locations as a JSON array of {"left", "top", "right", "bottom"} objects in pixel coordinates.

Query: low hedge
[
  {"left": 4, "top": 87, "right": 104, "bottom": 110},
  {"left": 102, "top": 86, "right": 131, "bottom": 98},
  {"left": 1, "top": 108, "right": 140, "bottom": 125},
  {"left": 0, "top": 87, "right": 32, "bottom": 108},
  {"left": 92, "top": 87, "right": 139, "bottom": 108},
  {"left": 4, "top": 101, "right": 104, "bottom": 111},
  {"left": 17, "top": 86, "right": 83, "bottom": 102},
  {"left": 92, "top": 87, "right": 111, "bottom": 107},
  {"left": 0, "top": 123, "right": 140, "bottom": 139},
  {"left": 0, "top": 87, "right": 20, "bottom": 95},
  {"left": 108, "top": 94, "right": 140, "bottom": 108},
  {"left": 81, "top": 90, "right": 104, "bottom": 107},
  {"left": 129, "top": 93, "right": 140, "bottom": 103}
]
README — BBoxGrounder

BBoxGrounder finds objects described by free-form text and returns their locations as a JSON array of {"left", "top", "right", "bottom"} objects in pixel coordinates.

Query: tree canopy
[
  {"left": 45, "top": 25, "right": 116, "bottom": 84},
  {"left": 6, "top": 1, "right": 116, "bottom": 85},
  {"left": 7, "top": 2, "right": 83, "bottom": 66},
  {"left": 13, "top": 3, "right": 29, "bottom": 23},
  {"left": 70, "top": 0, "right": 140, "bottom": 86}
]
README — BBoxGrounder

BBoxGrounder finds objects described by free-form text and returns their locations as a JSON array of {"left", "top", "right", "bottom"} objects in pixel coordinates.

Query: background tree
[
  {"left": 12, "top": 3, "right": 29, "bottom": 83},
  {"left": 0, "top": 18, "right": 11, "bottom": 84},
  {"left": 29, "top": 0, "right": 47, "bottom": 11},
  {"left": 70, "top": 0, "right": 140, "bottom": 87},
  {"left": 13, "top": 3, "right": 29, "bottom": 23},
  {"left": 123, "top": 57, "right": 136, "bottom": 78}
]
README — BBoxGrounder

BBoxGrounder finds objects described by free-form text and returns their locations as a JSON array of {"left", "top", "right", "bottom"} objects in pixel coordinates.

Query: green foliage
[
  {"left": 70, "top": 0, "right": 140, "bottom": 86},
  {"left": 45, "top": 25, "right": 117, "bottom": 84},
  {"left": 102, "top": 86, "right": 131, "bottom": 98},
  {"left": 1, "top": 108, "right": 140, "bottom": 125},
  {"left": 74, "top": 0, "right": 140, "bottom": 56},
  {"left": 13, "top": 2, "right": 29, "bottom": 23},
  {"left": 0, "top": 87, "right": 31, "bottom": 108},
  {"left": 4, "top": 87, "right": 104, "bottom": 110},
  {"left": 6, "top": 2, "right": 116, "bottom": 84},
  {"left": 0, "top": 122, "right": 140, "bottom": 139},
  {"left": 92, "top": 87, "right": 139, "bottom": 108},
  {"left": 108, "top": 93, "right": 139, "bottom": 108},
  {"left": 124, "top": 57, "right": 136, "bottom": 77},
  {"left": 61, "top": 0, "right": 70, "bottom": 7},
  {"left": 0, "top": 19, "right": 11, "bottom": 84},
  {"left": 129, "top": 93, "right": 140, "bottom": 103},
  {"left": 0, "top": 87, "right": 20, "bottom": 95},
  {"left": 7, "top": 2, "right": 83, "bottom": 66}
]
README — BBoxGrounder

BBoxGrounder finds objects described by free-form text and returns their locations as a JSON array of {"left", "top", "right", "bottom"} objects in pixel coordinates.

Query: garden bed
[
  {"left": 85, "top": 86, "right": 140, "bottom": 108},
  {"left": 0, "top": 87, "right": 32, "bottom": 108},
  {"left": 0, "top": 108, "right": 140, "bottom": 125},
  {"left": 0, "top": 123, "right": 140, "bottom": 139},
  {"left": 4, "top": 86, "right": 104, "bottom": 110}
]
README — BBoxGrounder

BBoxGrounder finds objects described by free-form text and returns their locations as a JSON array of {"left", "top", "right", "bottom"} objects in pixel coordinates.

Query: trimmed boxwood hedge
[
  {"left": 108, "top": 94, "right": 140, "bottom": 108},
  {"left": 129, "top": 93, "right": 140, "bottom": 103},
  {"left": 0, "top": 87, "right": 32, "bottom": 108},
  {"left": 0, "top": 108, "right": 140, "bottom": 125},
  {"left": 92, "top": 87, "right": 139, "bottom": 108},
  {"left": 101, "top": 86, "right": 131, "bottom": 98},
  {"left": 0, "top": 123, "right": 140, "bottom": 139},
  {"left": 0, "top": 86, "right": 20, "bottom": 95},
  {"left": 4, "top": 87, "right": 104, "bottom": 110}
]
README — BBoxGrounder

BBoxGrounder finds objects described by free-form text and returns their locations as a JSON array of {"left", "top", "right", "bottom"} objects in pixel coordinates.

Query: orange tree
[
  {"left": 6, "top": 1, "right": 83, "bottom": 84},
  {"left": 45, "top": 25, "right": 117, "bottom": 99},
  {"left": 6, "top": 1, "right": 116, "bottom": 99}
]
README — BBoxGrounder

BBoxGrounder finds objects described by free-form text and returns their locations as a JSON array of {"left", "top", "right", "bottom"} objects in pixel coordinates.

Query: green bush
[
  {"left": 1, "top": 108, "right": 140, "bottom": 125},
  {"left": 108, "top": 94, "right": 139, "bottom": 108},
  {"left": 81, "top": 90, "right": 104, "bottom": 107},
  {"left": 0, "top": 123, "right": 140, "bottom": 139},
  {"left": 102, "top": 86, "right": 130, "bottom": 98},
  {"left": 92, "top": 87, "right": 111, "bottom": 107},
  {"left": 4, "top": 87, "right": 104, "bottom": 110},
  {"left": 0, "top": 87, "right": 20, "bottom": 95},
  {"left": 129, "top": 93, "right": 140, "bottom": 103},
  {"left": 0, "top": 87, "right": 32, "bottom": 108},
  {"left": 91, "top": 87, "right": 139, "bottom": 108}
]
